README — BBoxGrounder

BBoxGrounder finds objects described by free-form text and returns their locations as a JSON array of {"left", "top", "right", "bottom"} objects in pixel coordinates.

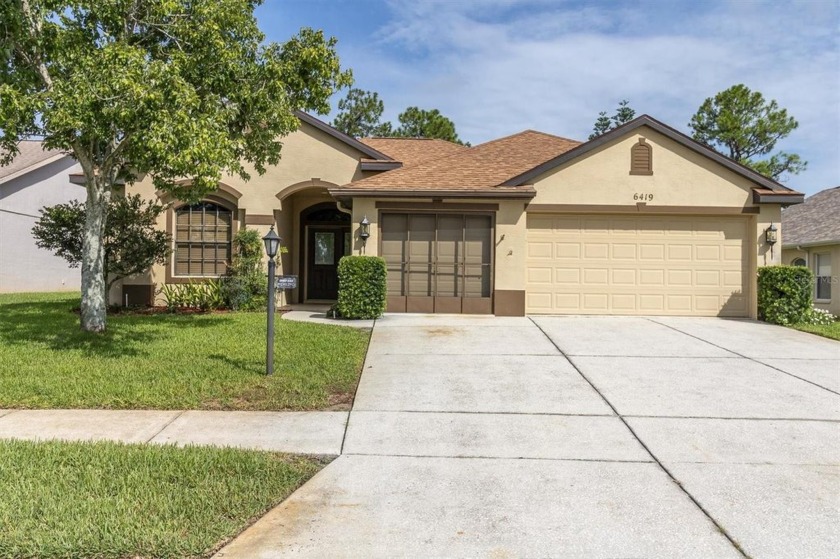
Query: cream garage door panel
[{"left": 526, "top": 214, "right": 749, "bottom": 316}]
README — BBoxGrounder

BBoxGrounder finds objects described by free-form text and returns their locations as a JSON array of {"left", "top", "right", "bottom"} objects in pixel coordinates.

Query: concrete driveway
[{"left": 217, "top": 315, "right": 840, "bottom": 559}]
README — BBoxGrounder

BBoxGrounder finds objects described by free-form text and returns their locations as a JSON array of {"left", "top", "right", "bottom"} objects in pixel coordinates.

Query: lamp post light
[{"left": 263, "top": 226, "right": 281, "bottom": 376}]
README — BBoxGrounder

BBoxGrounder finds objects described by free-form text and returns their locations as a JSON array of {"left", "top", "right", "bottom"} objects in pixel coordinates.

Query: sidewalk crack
[{"left": 145, "top": 410, "right": 186, "bottom": 443}]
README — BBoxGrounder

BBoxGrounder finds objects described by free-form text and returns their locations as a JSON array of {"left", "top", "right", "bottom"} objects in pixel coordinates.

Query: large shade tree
[
  {"left": 689, "top": 84, "right": 806, "bottom": 181},
  {"left": 0, "top": 0, "right": 352, "bottom": 331}
]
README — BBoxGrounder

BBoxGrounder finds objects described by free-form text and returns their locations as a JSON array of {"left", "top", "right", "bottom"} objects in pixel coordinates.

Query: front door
[{"left": 307, "top": 227, "right": 349, "bottom": 300}]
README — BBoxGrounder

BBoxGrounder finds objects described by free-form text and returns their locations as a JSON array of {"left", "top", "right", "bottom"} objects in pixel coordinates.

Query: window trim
[
  {"left": 164, "top": 196, "right": 239, "bottom": 284},
  {"left": 814, "top": 252, "right": 832, "bottom": 302}
]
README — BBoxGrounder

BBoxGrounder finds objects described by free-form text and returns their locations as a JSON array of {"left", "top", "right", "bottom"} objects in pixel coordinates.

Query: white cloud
[{"left": 337, "top": 0, "right": 839, "bottom": 194}]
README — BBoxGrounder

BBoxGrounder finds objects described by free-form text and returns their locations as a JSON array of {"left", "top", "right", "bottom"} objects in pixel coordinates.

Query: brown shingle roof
[
  {"left": 359, "top": 137, "right": 469, "bottom": 167},
  {"left": 0, "top": 141, "right": 66, "bottom": 184},
  {"left": 339, "top": 130, "right": 581, "bottom": 194},
  {"left": 782, "top": 186, "right": 840, "bottom": 246}
]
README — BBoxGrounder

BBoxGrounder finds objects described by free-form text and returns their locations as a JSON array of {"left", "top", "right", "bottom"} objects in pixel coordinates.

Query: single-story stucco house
[
  {"left": 782, "top": 186, "right": 839, "bottom": 316},
  {"left": 112, "top": 112, "right": 804, "bottom": 318},
  {"left": 0, "top": 141, "right": 83, "bottom": 293}
]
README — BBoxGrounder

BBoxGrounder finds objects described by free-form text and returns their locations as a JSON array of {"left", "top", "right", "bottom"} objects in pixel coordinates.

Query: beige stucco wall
[
  {"left": 530, "top": 126, "right": 757, "bottom": 208},
  {"left": 524, "top": 125, "right": 785, "bottom": 318},
  {"left": 782, "top": 244, "right": 840, "bottom": 315},
  {"left": 115, "top": 120, "right": 368, "bottom": 304}
]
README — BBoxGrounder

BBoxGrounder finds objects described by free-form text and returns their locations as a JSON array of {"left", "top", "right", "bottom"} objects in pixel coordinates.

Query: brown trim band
[
  {"left": 360, "top": 161, "right": 402, "bottom": 171},
  {"left": 245, "top": 214, "right": 276, "bottom": 226},
  {"left": 525, "top": 204, "right": 760, "bottom": 215},
  {"left": 330, "top": 189, "right": 536, "bottom": 199},
  {"left": 375, "top": 201, "right": 500, "bottom": 211},
  {"left": 752, "top": 189, "right": 805, "bottom": 205},
  {"left": 494, "top": 290, "right": 525, "bottom": 317}
]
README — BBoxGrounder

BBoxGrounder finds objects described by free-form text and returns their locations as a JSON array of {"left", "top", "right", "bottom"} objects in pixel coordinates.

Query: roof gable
[
  {"left": 294, "top": 111, "right": 393, "bottom": 162},
  {"left": 502, "top": 115, "right": 802, "bottom": 198}
]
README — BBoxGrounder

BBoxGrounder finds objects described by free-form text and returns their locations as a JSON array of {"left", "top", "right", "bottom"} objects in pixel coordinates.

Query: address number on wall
[{"left": 633, "top": 193, "right": 654, "bottom": 202}]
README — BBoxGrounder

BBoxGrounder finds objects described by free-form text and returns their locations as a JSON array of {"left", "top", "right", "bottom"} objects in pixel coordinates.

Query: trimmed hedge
[
  {"left": 757, "top": 265, "right": 813, "bottom": 325},
  {"left": 337, "top": 256, "right": 387, "bottom": 319}
]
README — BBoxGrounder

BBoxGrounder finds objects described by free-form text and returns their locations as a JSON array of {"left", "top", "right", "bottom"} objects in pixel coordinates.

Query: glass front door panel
[{"left": 314, "top": 232, "right": 335, "bottom": 265}]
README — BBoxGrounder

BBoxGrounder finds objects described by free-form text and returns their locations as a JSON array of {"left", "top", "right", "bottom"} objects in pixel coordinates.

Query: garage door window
[{"left": 815, "top": 253, "right": 831, "bottom": 300}]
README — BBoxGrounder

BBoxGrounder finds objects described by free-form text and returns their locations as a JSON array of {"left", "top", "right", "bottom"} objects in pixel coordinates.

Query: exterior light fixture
[
  {"left": 263, "top": 226, "right": 281, "bottom": 259},
  {"left": 765, "top": 223, "right": 778, "bottom": 261},
  {"left": 262, "top": 226, "right": 282, "bottom": 375},
  {"left": 765, "top": 223, "right": 778, "bottom": 246},
  {"left": 359, "top": 215, "right": 371, "bottom": 242}
]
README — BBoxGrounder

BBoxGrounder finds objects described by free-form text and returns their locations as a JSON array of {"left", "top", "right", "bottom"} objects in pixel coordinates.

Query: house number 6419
[{"left": 634, "top": 193, "right": 654, "bottom": 201}]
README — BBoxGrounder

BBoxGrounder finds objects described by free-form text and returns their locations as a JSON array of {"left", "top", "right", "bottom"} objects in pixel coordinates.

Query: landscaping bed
[
  {"left": 0, "top": 439, "right": 327, "bottom": 559},
  {"left": 0, "top": 293, "right": 370, "bottom": 410}
]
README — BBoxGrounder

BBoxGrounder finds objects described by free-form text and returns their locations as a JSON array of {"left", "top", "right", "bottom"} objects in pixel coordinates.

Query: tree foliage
[
  {"left": 689, "top": 84, "right": 806, "bottom": 181},
  {"left": 332, "top": 88, "right": 393, "bottom": 138},
  {"left": 393, "top": 107, "right": 464, "bottom": 144},
  {"left": 1, "top": 0, "right": 352, "bottom": 331},
  {"left": 589, "top": 100, "right": 636, "bottom": 140},
  {"left": 331, "top": 89, "right": 466, "bottom": 144},
  {"left": 32, "top": 194, "right": 170, "bottom": 290}
]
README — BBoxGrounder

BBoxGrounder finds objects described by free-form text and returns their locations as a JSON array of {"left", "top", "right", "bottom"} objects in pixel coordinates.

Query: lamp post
[{"left": 263, "top": 226, "right": 281, "bottom": 376}]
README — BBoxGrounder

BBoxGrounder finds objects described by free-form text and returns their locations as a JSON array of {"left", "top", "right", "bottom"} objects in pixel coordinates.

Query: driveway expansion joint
[
  {"left": 624, "top": 414, "right": 840, "bottom": 423},
  {"left": 342, "top": 452, "right": 655, "bottom": 463},
  {"left": 646, "top": 318, "right": 840, "bottom": 396},
  {"left": 529, "top": 317, "right": 751, "bottom": 558}
]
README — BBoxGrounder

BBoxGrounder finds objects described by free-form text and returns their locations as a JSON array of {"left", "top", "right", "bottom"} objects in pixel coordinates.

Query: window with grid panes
[{"left": 173, "top": 202, "right": 232, "bottom": 276}]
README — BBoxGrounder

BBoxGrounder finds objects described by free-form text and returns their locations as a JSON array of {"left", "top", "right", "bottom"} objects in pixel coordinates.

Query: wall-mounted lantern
[
  {"left": 765, "top": 223, "right": 778, "bottom": 260},
  {"left": 765, "top": 223, "right": 778, "bottom": 246},
  {"left": 359, "top": 215, "right": 371, "bottom": 242}
]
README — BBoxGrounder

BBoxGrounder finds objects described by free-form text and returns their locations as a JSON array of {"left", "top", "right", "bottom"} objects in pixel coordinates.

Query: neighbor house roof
[
  {"left": 331, "top": 130, "right": 581, "bottom": 198},
  {"left": 359, "top": 137, "right": 469, "bottom": 167},
  {"left": 0, "top": 141, "right": 68, "bottom": 185},
  {"left": 782, "top": 186, "right": 840, "bottom": 247}
]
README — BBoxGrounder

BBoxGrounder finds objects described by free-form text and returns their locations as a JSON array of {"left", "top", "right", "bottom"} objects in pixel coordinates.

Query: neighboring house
[
  {"left": 0, "top": 142, "right": 83, "bottom": 293},
  {"left": 117, "top": 112, "right": 803, "bottom": 318},
  {"left": 781, "top": 186, "right": 839, "bottom": 316}
]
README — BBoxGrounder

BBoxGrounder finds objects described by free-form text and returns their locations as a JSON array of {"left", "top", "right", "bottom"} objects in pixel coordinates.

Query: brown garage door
[
  {"left": 381, "top": 213, "right": 493, "bottom": 313},
  {"left": 526, "top": 214, "right": 749, "bottom": 316}
]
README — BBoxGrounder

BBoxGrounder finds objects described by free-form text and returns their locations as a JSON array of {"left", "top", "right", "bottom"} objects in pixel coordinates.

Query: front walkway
[{"left": 216, "top": 314, "right": 840, "bottom": 558}]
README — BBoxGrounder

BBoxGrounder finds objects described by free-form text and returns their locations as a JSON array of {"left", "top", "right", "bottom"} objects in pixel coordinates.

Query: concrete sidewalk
[{"left": 0, "top": 409, "right": 347, "bottom": 455}]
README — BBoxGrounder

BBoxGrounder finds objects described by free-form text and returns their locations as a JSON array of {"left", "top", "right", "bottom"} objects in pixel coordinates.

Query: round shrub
[
  {"left": 757, "top": 265, "right": 814, "bottom": 325},
  {"left": 337, "top": 256, "right": 387, "bottom": 319}
]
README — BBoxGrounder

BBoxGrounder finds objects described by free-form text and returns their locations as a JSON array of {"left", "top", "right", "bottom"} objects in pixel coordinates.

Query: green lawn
[
  {"left": 0, "top": 439, "right": 326, "bottom": 559},
  {"left": 792, "top": 321, "right": 840, "bottom": 341},
  {"left": 0, "top": 292, "right": 370, "bottom": 410}
]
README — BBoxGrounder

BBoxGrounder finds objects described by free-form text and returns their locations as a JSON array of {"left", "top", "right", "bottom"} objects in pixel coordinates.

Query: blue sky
[{"left": 256, "top": 0, "right": 839, "bottom": 195}]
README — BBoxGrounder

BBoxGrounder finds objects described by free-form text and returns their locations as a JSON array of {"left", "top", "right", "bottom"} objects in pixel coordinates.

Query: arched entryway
[{"left": 300, "top": 203, "right": 351, "bottom": 301}]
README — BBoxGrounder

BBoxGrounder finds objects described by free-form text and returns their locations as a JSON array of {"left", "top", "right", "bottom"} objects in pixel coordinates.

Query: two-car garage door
[{"left": 526, "top": 214, "right": 749, "bottom": 316}]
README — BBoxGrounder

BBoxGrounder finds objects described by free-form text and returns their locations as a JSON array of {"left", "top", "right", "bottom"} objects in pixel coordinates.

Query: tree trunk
[{"left": 80, "top": 179, "right": 111, "bottom": 332}]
